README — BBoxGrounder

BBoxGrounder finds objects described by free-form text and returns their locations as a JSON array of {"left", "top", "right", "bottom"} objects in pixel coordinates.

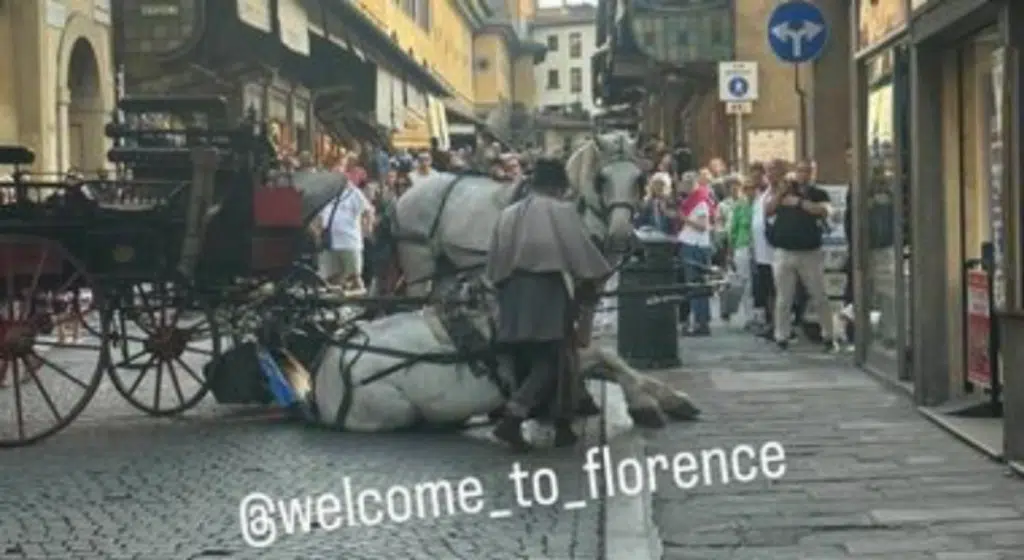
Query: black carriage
[{"left": 0, "top": 95, "right": 343, "bottom": 447}]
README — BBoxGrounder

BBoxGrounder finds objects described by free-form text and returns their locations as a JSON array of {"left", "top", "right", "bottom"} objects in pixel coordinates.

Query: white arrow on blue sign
[{"left": 767, "top": 0, "right": 829, "bottom": 64}]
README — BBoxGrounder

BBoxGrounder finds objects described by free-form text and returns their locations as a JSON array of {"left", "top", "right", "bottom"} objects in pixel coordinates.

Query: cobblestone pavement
[
  {"left": 647, "top": 322, "right": 1024, "bottom": 559},
  {"left": 0, "top": 337, "right": 608, "bottom": 559}
]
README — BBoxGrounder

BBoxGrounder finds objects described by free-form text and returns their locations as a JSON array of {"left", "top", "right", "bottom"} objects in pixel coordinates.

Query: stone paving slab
[
  {"left": 646, "top": 323, "right": 1024, "bottom": 560},
  {"left": 0, "top": 343, "right": 618, "bottom": 558}
]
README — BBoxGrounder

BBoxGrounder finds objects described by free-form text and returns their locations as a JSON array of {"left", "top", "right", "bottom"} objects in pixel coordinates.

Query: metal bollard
[{"left": 616, "top": 229, "right": 681, "bottom": 369}]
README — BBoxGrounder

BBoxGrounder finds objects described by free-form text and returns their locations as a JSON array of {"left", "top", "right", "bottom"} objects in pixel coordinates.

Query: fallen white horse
[{"left": 293, "top": 303, "right": 699, "bottom": 440}]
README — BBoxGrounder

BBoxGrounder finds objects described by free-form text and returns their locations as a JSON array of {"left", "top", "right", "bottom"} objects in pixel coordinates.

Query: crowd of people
[
  {"left": 634, "top": 141, "right": 842, "bottom": 352},
  {"left": 304, "top": 139, "right": 533, "bottom": 295},
  {"left": 306, "top": 134, "right": 845, "bottom": 353}
]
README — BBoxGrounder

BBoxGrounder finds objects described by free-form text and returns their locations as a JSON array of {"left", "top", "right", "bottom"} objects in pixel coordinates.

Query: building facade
[
  {"left": 532, "top": 4, "right": 598, "bottom": 114},
  {"left": 530, "top": 3, "right": 597, "bottom": 153},
  {"left": 847, "top": 0, "right": 1024, "bottom": 477},
  {"left": 593, "top": 0, "right": 850, "bottom": 179},
  {"left": 471, "top": 0, "right": 545, "bottom": 146},
  {"left": 0, "top": 0, "right": 114, "bottom": 174}
]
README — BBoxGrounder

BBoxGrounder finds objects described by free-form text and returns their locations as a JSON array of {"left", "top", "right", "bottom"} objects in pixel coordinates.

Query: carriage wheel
[
  {"left": 222, "top": 264, "right": 333, "bottom": 347},
  {"left": 105, "top": 280, "right": 221, "bottom": 416},
  {"left": 0, "top": 235, "right": 105, "bottom": 447}
]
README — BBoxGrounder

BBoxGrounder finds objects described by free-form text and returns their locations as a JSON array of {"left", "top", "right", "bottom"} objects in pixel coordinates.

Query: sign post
[
  {"left": 718, "top": 62, "right": 758, "bottom": 172},
  {"left": 767, "top": 0, "right": 829, "bottom": 160}
]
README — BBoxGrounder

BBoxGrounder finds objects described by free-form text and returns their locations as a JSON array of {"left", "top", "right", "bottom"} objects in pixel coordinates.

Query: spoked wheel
[
  {"left": 0, "top": 235, "right": 105, "bottom": 448},
  {"left": 221, "top": 264, "right": 336, "bottom": 346},
  {"left": 104, "top": 280, "right": 221, "bottom": 416}
]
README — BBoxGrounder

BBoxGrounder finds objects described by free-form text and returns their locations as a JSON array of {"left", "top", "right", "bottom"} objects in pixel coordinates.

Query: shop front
[
  {"left": 851, "top": 0, "right": 912, "bottom": 385},
  {"left": 908, "top": 0, "right": 1024, "bottom": 466}
]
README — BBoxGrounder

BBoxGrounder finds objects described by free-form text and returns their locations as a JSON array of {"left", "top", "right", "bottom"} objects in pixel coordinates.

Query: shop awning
[
  {"left": 316, "top": 0, "right": 452, "bottom": 98},
  {"left": 444, "top": 99, "right": 487, "bottom": 128}
]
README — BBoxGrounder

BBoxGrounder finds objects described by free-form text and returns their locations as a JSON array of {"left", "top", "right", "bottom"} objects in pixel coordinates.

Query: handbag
[{"left": 320, "top": 188, "right": 354, "bottom": 250}]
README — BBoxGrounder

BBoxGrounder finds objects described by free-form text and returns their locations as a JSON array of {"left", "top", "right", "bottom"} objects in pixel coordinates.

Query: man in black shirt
[{"left": 765, "top": 159, "right": 835, "bottom": 350}]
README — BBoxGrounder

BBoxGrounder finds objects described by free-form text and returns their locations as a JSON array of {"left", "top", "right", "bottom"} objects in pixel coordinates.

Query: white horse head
[{"left": 565, "top": 130, "right": 643, "bottom": 257}]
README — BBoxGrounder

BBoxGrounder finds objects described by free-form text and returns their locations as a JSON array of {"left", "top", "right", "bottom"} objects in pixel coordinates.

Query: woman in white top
[
  {"left": 749, "top": 162, "right": 777, "bottom": 332},
  {"left": 676, "top": 171, "right": 715, "bottom": 335}
]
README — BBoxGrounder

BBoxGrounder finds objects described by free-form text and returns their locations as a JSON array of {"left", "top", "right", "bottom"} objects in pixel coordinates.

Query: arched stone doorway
[{"left": 66, "top": 38, "right": 103, "bottom": 172}]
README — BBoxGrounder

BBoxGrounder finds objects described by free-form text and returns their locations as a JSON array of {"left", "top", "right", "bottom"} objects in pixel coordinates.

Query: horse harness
[{"left": 308, "top": 297, "right": 510, "bottom": 426}]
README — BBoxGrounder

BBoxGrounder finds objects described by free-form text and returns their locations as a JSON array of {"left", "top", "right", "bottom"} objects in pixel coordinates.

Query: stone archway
[{"left": 66, "top": 37, "right": 103, "bottom": 172}]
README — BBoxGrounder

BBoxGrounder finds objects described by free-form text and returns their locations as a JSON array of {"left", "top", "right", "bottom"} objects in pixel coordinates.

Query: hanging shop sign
[
  {"left": 967, "top": 270, "right": 992, "bottom": 388},
  {"left": 278, "top": 0, "right": 310, "bottom": 56},
  {"left": 238, "top": 0, "right": 272, "bottom": 33}
]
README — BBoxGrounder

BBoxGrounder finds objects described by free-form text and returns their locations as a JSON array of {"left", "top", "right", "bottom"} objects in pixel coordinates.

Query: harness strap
[{"left": 392, "top": 174, "right": 467, "bottom": 254}]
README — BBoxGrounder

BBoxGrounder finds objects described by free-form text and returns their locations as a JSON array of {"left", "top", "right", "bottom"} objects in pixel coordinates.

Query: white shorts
[{"left": 319, "top": 249, "right": 362, "bottom": 280}]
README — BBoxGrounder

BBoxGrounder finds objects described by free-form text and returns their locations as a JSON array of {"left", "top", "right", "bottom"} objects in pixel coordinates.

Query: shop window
[
  {"left": 293, "top": 99, "right": 309, "bottom": 154},
  {"left": 864, "top": 49, "right": 901, "bottom": 366}
]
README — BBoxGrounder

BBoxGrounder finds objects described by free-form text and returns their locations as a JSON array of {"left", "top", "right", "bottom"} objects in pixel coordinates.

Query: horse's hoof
[
  {"left": 628, "top": 406, "right": 668, "bottom": 429},
  {"left": 662, "top": 398, "right": 701, "bottom": 421}
]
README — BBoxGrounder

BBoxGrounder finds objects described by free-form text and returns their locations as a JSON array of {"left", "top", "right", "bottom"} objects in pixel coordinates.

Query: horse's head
[{"left": 572, "top": 130, "right": 644, "bottom": 257}]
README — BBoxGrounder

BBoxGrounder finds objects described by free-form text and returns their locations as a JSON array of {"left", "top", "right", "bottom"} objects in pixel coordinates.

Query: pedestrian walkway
[{"left": 645, "top": 322, "right": 1024, "bottom": 559}]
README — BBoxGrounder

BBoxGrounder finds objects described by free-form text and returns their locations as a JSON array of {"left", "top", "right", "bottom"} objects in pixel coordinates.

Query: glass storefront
[
  {"left": 862, "top": 46, "right": 911, "bottom": 377},
  {"left": 952, "top": 28, "right": 1002, "bottom": 393}
]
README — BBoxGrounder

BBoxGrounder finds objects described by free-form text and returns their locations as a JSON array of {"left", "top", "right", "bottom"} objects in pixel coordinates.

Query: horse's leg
[{"left": 580, "top": 347, "right": 667, "bottom": 429}]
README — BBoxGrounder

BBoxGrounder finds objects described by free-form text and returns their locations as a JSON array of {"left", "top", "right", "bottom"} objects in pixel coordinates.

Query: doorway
[{"left": 66, "top": 38, "right": 102, "bottom": 172}]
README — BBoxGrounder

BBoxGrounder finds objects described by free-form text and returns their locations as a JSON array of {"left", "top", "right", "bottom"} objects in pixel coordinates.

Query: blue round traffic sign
[
  {"left": 728, "top": 77, "right": 749, "bottom": 97},
  {"left": 767, "top": 0, "right": 829, "bottom": 64}
]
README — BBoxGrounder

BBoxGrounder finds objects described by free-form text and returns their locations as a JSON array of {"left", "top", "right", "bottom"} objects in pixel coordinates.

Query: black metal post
[
  {"left": 794, "top": 64, "right": 807, "bottom": 159},
  {"left": 983, "top": 242, "right": 1004, "bottom": 415}
]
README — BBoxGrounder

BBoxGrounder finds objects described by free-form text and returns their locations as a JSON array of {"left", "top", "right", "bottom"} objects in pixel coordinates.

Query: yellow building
[
  {"left": 472, "top": 0, "right": 544, "bottom": 142},
  {"left": 354, "top": 1, "right": 476, "bottom": 148},
  {"left": 0, "top": 0, "right": 114, "bottom": 173},
  {"left": 353, "top": 0, "right": 543, "bottom": 149}
]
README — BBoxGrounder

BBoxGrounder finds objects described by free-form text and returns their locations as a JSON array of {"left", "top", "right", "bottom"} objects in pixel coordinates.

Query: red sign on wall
[{"left": 966, "top": 270, "right": 992, "bottom": 388}]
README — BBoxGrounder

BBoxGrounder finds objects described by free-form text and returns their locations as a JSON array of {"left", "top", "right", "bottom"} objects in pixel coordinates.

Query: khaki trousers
[{"left": 773, "top": 248, "right": 833, "bottom": 342}]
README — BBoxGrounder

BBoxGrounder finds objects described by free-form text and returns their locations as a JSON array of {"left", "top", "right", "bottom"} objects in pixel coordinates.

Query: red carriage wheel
[
  {"left": 0, "top": 234, "right": 105, "bottom": 447},
  {"left": 104, "top": 278, "right": 221, "bottom": 416}
]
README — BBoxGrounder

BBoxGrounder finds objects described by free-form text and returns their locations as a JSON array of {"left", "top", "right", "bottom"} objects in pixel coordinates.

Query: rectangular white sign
[{"left": 718, "top": 61, "right": 758, "bottom": 102}]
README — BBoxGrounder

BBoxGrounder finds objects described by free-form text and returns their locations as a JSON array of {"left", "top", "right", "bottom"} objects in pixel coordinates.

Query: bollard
[{"left": 617, "top": 229, "right": 680, "bottom": 369}]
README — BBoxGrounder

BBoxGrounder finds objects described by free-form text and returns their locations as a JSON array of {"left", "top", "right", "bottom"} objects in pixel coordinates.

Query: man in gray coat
[{"left": 485, "top": 158, "right": 613, "bottom": 450}]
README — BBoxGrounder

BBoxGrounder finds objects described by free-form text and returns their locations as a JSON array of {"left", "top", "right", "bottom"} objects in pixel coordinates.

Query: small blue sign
[
  {"left": 728, "top": 77, "right": 749, "bottom": 97},
  {"left": 767, "top": 0, "right": 829, "bottom": 64}
]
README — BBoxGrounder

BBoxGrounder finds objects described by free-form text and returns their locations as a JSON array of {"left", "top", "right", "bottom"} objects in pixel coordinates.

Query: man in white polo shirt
[{"left": 316, "top": 178, "right": 373, "bottom": 291}]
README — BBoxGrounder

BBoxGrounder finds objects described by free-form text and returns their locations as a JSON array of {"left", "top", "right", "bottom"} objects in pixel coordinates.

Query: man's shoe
[
  {"left": 554, "top": 421, "right": 579, "bottom": 448},
  {"left": 493, "top": 416, "right": 529, "bottom": 451},
  {"left": 687, "top": 325, "right": 711, "bottom": 337},
  {"left": 823, "top": 340, "right": 838, "bottom": 353},
  {"left": 776, "top": 339, "right": 789, "bottom": 350}
]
